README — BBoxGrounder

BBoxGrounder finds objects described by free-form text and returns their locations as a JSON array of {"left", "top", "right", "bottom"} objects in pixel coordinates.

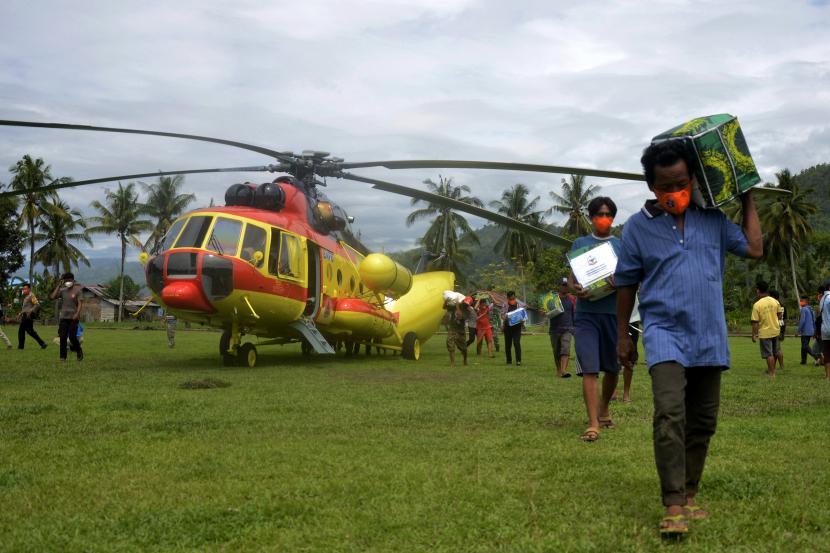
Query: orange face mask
[
  {"left": 800, "top": 300, "right": 808, "bottom": 307},
  {"left": 654, "top": 183, "right": 691, "bottom": 215},
  {"left": 592, "top": 216, "right": 613, "bottom": 235}
]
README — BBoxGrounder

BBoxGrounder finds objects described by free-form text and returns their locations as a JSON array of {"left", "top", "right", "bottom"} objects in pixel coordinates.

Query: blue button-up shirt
[
  {"left": 797, "top": 305, "right": 815, "bottom": 337},
  {"left": 614, "top": 201, "right": 748, "bottom": 369}
]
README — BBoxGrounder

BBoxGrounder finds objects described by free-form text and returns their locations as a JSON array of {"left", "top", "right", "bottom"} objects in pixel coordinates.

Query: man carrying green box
[{"left": 615, "top": 139, "right": 763, "bottom": 535}]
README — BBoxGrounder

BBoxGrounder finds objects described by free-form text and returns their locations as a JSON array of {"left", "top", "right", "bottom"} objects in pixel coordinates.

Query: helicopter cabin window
[
  {"left": 240, "top": 224, "right": 267, "bottom": 267},
  {"left": 159, "top": 218, "right": 186, "bottom": 253},
  {"left": 174, "top": 216, "right": 213, "bottom": 249},
  {"left": 268, "top": 229, "right": 303, "bottom": 279},
  {"left": 205, "top": 218, "right": 242, "bottom": 256},
  {"left": 279, "top": 233, "right": 302, "bottom": 279}
]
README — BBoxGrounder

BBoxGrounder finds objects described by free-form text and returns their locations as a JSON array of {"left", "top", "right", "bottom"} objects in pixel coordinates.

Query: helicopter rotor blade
[
  {"left": 338, "top": 172, "right": 572, "bottom": 247},
  {"left": 0, "top": 166, "right": 274, "bottom": 198},
  {"left": 0, "top": 120, "right": 295, "bottom": 161},
  {"left": 339, "top": 159, "right": 645, "bottom": 182}
]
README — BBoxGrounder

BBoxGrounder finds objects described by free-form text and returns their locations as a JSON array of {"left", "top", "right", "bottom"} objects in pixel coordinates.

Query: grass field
[{"left": 1, "top": 326, "right": 828, "bottom": 552}]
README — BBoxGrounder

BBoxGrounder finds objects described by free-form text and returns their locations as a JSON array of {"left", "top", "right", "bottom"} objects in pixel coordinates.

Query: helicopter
[{"left": 0, "top": 117, "right": 781, "bottom": 367}]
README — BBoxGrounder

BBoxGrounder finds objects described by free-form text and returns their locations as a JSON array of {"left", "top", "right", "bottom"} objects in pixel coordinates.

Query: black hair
[
  {"left": 800, "top": 295, "right": 809, "bottom": 301},
  {"left": 769, "top": 290, "right": 780, "bottom": 300},
  {"left": 61, "top": 272, "right": 75, "bottom": 280},
  {"left": 756, "top": 280, "right": 769, "bottom": 293},
  {"left": 587, "top": 196, "right": 617, "bottom": 218},
  {"left": 506, "top": 290, "right": 515, "bottom": 298},
  {"left": 640, "top": 140, "right": 696, "bottom": 186}
]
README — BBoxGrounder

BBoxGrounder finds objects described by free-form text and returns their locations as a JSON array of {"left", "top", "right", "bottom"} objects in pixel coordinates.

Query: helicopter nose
[{"left": 161, "top": 281, "right": 214, "bottom": 313}]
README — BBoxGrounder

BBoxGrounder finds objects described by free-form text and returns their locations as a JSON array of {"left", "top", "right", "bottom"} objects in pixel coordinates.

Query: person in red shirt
[{"left": 475, "top": 297, "right": 495, "bottom": 358}]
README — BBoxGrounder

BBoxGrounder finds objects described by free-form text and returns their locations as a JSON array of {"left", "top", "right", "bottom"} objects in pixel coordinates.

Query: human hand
[
  {"left": 607, "top": 275, "right": 616, "bottom": 289},
  {"left": 573, "top": 282, "right": 591, "bottom": 299},
  {"left": 617, "top": 333, "right": 635, "bottom": 368},
  {"left": 751, "top": 335, "right": 757, "bottom": 343}
]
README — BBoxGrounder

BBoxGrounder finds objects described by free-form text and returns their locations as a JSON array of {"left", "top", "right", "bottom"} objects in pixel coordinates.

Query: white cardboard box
[{"left": 567, "top": 241, "right": 618, "bottom": 301}]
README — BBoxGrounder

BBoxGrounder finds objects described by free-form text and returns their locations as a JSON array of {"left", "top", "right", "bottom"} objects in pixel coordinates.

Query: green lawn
[{"left": 1, "top": 327, "right": 828, "bottom": 552}]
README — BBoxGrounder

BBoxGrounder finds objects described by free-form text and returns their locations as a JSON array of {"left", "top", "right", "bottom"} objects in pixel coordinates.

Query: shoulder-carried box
[
  {"left": 567, "top": 241, "right": 617, "bottom": 301},
  {"left": 651, "top": 114, "right": 761, "bottom": 208}
]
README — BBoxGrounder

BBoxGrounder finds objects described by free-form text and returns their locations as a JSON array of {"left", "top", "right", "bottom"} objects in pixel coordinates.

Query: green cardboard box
[{"left": 651, "top": 114, "right": 761, "bottom": 208}]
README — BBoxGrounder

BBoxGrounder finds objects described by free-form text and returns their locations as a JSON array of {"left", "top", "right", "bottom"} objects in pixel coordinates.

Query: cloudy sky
[{"left": 1, "top": 0, "right": 829, "bottom": 258}]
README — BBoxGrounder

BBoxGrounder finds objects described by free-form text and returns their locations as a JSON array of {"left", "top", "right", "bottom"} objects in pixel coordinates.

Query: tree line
[{"left": 0, "top": 155, "right": 195, "bottom": 322}]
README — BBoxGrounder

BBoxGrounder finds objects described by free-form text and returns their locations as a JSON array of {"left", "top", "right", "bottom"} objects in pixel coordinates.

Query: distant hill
[{"left": 795, "top": 164, "right": 830, "bottom": 231}]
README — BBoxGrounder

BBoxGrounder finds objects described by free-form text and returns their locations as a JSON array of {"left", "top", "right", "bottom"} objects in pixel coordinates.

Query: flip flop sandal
[
  {"left": 659, "top": 514, "right": 689, "bottom": 535},
  {"left": 683, "top": 505, "right": 709, "bottom": 520},
  {"left": 598, "top": 417, "right": 615, "bottom": 429},
  {"left": 580, "top": 427, "right": 600, "bottom": 442}
]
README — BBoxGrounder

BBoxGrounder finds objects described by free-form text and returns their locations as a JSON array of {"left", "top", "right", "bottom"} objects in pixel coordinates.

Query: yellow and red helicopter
[{"left": 0, "top": 119, "right": 647, "bottom": 367}]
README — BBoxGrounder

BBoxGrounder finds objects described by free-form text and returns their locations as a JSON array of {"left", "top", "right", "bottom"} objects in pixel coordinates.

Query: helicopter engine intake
[{"left": 358, "top": 253, "right": 413, "bottom": 299}]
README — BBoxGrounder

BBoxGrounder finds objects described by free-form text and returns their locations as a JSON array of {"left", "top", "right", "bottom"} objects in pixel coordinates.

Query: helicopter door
[{"left": 304, "top": 242, "right": 321, "bottom": 318}]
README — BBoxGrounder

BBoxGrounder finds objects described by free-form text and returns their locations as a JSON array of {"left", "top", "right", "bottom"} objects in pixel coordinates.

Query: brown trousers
[{"left": 650, "top": 362, "right": 721, "bottom": 506}]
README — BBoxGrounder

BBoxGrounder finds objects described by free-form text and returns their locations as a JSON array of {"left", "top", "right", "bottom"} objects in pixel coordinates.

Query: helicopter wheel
[
  {"left": 220, "top": 329, "right": 236, "bottom": 366},
  {"left": 238, "top": 343, "right": 257, "bottom": 368},
  {"left": 402, "top": 332, "right": 420, "bottom": 361}
]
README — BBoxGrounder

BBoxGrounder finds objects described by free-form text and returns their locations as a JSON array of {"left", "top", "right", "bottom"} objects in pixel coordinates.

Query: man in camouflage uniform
[
  {"left": 165, "top": 312, "right": 177, "bottom": 348},
  {"left": 443, "top": 301, "right": 470, "bottom": 367}
]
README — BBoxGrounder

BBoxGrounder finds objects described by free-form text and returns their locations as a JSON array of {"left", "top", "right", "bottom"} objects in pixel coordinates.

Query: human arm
[
  {"left": 74, "top": 291, "right": 83, "bottom": 320},
  {"left": 740, "top": 189, "right": 763, "bottom": 259},
  {"left": 50, "top": 280, "right": 63, "bottom": 300},
  {"left": 616, "top": 285, "right": 638, "bottom": 367},
  {"left": 751, "top": 321, "right": 759, "bottom": 342},
  {"left": 568, "top": 270, "right": 590, "bottom": 299}
]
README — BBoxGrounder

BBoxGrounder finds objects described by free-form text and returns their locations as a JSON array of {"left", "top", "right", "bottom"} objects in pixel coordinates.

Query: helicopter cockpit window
[
  {"left": 174, "top": 216, "right": 213, "bottom": 249},
  {"left": 240, "top": 224, "right": 267, "bottom": 267},
  {"left": 159, "top": 218, "right": 186, "bottom": 252},
  {"left": 205, "top": 218, "right": 242, "bottom": 256},
  {"left": 279, "top": 233, "right": 302, "bottom": 279}
]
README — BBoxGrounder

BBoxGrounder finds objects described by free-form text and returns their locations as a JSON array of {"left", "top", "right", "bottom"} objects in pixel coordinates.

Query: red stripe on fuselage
[{"left": 335, "top": 298, "right": 398, "bottom": 323}]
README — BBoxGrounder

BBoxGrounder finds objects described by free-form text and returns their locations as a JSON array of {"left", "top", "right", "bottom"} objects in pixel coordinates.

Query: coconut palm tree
[
  {"left": 547, "top": 174, "right": 600, "bottom": 238},
  {"left": 9, "top": 155, "right": 68, "bottom": 282},
  {"left": 759, "top": 169, "right": 817, "bottom": 304},
  {"left": 140, "top": 175, "right": 196, "bottom": 253},
  {"left": 405, "top": 176, "right": 483, "bottom": 280},
  {"left": 33, "top": 199, "right": 93, "bottom": 277},
  {"left": 489, "top": 183, "right": 547, "bottom": 266},
  {"left": 88, "top": 183, "right": 153, "bottom": 321}
]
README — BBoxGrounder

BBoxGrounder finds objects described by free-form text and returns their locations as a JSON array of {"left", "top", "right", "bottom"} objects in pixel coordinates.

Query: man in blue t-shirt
[
  {"left": 568, "top": 197, "right": 622, "bottom": 442},
  {"left": 615, "top": 140, "right": 762, "bottom": 534},
  {"left": 548, "top": 277, "right": 575, "bottom": 378}
]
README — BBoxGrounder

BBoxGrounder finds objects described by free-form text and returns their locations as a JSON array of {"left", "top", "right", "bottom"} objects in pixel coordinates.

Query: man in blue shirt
[
  {"left": 615, "top": 140, "right": 762, "bottom": 534},
  {"left": 795, "top": 295, "right": 817, "bottom": 365},
  {"left": 568, "top": 197, "right": 622, "bottom": 442},
  {"left": 820, "top": 281, "right": 830, "bottom": 379},
  {"left": 549, "top": 278, "right": 575, "bottom": 378}
]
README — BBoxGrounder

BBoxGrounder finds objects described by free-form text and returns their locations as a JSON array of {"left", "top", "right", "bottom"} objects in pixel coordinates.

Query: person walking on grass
[
  {"left": 50, "top": 272, "right": 84, "bottom": 362},
  {"left": 769, "top": 290, "right": 786, "bottom": 371},
  {"left": 475, "top": 297, "right": 495, "bottom": 358},
  {"left": 796, "top": 295, "right": 819, "bottom": 365},
  {"left": 17, "top": 284, "right": 47, "bottom": 350},
  {"left": 501, "top": 291, "right": 526, "bottom": 366},
  {"left": 568, "top": 197, "right": 621, "bottom": 442},
  {"left": 820, "top": 281, "right": 830, "bottom": 380},
  {"left": 548, "top": 278, "right": 574, "bottom": 378},
  {"left": 615, "top": 140, "right": 762, "bottom": 535},
  {"left": 165, "top": 312, "right": 177, "bottom": 348},
  {"left": 443, "top": 299, "right": 470, "bottom": 368},
  {"left": 752, "top": 281, "right": 781, "bottom": 378}
]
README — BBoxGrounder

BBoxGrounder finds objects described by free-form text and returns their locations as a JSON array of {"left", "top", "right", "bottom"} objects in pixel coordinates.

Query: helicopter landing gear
[
  {"left": 402, "top": 332, "right": 420, "bottom": 360},
  {"left": 301, "top": 339, "right": 313, "bottom": 356},
  {"left": 219, "top": 329, "right": 236, "bottom": 366},
  {"left": 238, "top": 342, "right": 258, "bottom": 368}
]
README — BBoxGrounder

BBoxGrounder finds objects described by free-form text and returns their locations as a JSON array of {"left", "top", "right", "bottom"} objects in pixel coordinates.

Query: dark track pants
[
  {"left": 18, "top": 318, "right": 45, "bottom": 349},
  {"left": 58, "top": 318, "right": 82, "bottom": 360},
  {"left": 503, "top": 324, "right": 522, "bottom": 364},
  {"left": 651, "top": 362, "right": 721, "bottom": 507}
]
